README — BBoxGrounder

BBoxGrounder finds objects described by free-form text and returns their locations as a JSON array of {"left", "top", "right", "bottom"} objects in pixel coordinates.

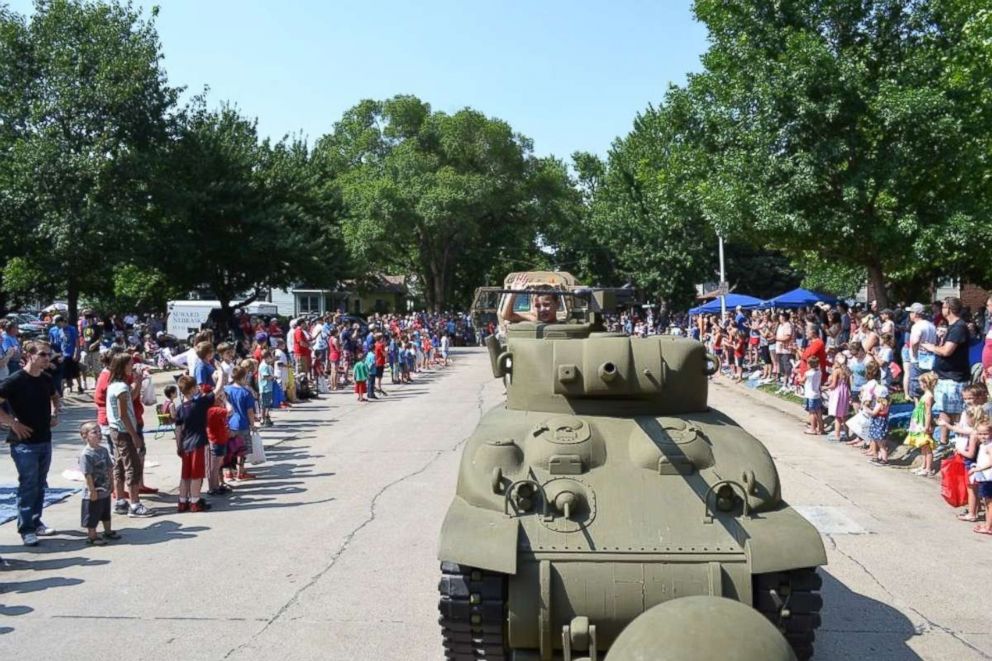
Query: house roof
[{"left": 339, "top": 274, "right": 408, "bottom": 294}]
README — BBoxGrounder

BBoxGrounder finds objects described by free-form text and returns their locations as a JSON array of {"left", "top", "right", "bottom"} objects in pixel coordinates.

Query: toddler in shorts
[{"left": 79, "top": 421, "right": 120, "bottom": 545}]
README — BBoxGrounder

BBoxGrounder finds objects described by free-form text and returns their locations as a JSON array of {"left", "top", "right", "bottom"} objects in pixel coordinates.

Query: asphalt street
[{"left": 0, "top": 347, "right": 989, "bottom": 660}]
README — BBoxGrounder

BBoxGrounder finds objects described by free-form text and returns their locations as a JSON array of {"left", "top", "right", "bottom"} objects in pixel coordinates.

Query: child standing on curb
[
  {"left": 865, "top": 369, "right": 892, "bottom": 466},
  {"left": 225, "top": 366, "right": 257, "bottom": 482},
  {"left": 353, "top": 351, "right": 369, "bottom": 402},
  {"left": 906, "top": 372, "right": 939, "bottom": 476},
  {"left": 174, "top": 375, "right": 213, "bottom": 513},
  {"left": 206, "top": 398, "right": 231, "bottom": 494},
  {"left": 968, "top": 421, "right": 992, "bottom": 536},
  {"left": 803, "top": 356, "right": 824, "bottom": 435},
  {"left": 364, "top": 349, "right": 377, "bottom": 400},
  {"left": 258, "top": 350, "right": 275, "bottom": 427},
  {"left": 79, "top": 421, "right": 120, "bottom": 545},
  {"left": 826, "top": 353, "right": 851, "bottom": 441}
]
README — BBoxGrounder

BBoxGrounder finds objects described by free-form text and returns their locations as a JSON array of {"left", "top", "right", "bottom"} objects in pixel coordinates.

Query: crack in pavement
[
  {"left": 825, "top": 534, "right": 991, "bottom": 658},
  {"left": 221, "top": 374, "right": 491, "bottom": 660}
]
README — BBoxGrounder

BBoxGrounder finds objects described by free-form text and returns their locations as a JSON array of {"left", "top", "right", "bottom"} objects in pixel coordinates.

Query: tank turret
[{"left": 440, "top": 280, "right": 826, "bottom": 661}]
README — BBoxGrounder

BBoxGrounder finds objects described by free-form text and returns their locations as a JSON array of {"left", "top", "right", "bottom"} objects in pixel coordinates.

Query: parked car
[{"left": 6, "top": 312, "right": 47, "bottom": 340}]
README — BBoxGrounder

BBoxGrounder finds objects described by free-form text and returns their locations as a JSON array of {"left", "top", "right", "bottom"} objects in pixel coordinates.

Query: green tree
[
  {"left": 567, "top": 92, "right": 717, "bottom": 309},
  {"left": 317, "top": 95, "right": 566, "bottom": 311},
  {"left": 152, "top": 102, "right": 341, "bottom": 320},
  {"left": 0, "top": 0, "right": 178, "bottom": 320},
  {"left": 686, "top": 0, "right": 990, "bottom": 308}
]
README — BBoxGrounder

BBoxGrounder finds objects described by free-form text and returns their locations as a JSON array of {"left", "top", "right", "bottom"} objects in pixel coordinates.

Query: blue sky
[{"left": 8, "top": 0, "right": 709, "bottom": 159}]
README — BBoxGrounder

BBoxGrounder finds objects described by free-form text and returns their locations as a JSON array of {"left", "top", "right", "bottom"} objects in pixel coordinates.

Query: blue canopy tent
[
  {"left": 688, "top": 293, "right": 764, "bottom": 316},
  {"left": 760, "top": 288, "right": 837, "bottom": 309}
]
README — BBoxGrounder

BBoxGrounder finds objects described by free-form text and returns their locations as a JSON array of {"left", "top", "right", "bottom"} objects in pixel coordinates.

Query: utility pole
[{"left": 718, "top": 234, "right": 727, "bottom": 319}]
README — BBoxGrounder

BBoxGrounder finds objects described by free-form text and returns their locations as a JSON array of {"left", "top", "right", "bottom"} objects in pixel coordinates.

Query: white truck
[{"left": 166, "top": 300, "right": 280, "bottom": 344}]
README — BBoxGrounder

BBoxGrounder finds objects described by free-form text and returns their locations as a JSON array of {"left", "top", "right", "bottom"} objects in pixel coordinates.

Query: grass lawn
[{"left": 752, "top": 379, "right": 912, "bottom": 448}]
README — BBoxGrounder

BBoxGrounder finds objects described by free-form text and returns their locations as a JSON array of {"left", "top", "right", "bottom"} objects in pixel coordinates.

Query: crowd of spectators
[
  {"left": 596, "top": 295, "right": 992, "bottom": 536},
  {"left": 0, "top": 306, "right": 473, "bottom": 551}
]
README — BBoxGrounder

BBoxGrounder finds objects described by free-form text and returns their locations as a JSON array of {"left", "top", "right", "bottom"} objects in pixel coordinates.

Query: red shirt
[
  {"left": 800, "top": 338, "right": 828, "bottom": 378},
  {"left": 374, "top": 341, "right": 386, "bottom": 367},
  {"left": 206, "top": 406, "right": 229, "bottom": 444},
  {"left": 293, "top": 327, "right": 310, "bottom": 357},
  {"left": 95, "top": 369, "right": 110, "bottom": 426}
]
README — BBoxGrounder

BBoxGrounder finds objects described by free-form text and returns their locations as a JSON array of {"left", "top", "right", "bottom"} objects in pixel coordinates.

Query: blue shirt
[
  {"left": 2, "top": 332, "right": 18, "bottom": 355},
  {"left": 62, "top": 325, "right": 78, "bottom": 358},
  {"left": 258, "top": 362, "right": 274, "bottom": 394},
  {"left": 48, "top": 326, "right": 65, "bottom": 355},
  {"left": 224, "top": 384, "right": 256, "bottom": 431},
  {"left": 194, "top": 361, "right": 215, "bottom": 387}
]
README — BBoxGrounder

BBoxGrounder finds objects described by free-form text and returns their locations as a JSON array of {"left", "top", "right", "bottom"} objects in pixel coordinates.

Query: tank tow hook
[{"left": 562, "top": 615, "right": 598, "bottom": 661}]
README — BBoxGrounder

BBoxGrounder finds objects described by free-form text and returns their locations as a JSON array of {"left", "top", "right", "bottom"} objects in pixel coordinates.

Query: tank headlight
[{"left": 716, "top": 484, "right": 736, "bottom": 512}]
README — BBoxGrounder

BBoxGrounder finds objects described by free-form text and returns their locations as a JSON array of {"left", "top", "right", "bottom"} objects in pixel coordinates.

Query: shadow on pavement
[
  {"left": 819, "top": 571, "right": 922, "bottom": 660},
  {"left": 0, "top": 602, "right": 31, "bottom": 635},
  {"left": 1, "top": 576, "right": 84, "bottom": 595},
  {"left": 111, "top": 520, "right": 208, "bottom": 546},
  {"left": 1, "top": 555, "right": 109, "bottom": 571},
  {"left": 212, "top": 494, "right": 335, "bottom": 512},
  {"left": 0, "top": 604, "right": 32, "bottom": 615}
]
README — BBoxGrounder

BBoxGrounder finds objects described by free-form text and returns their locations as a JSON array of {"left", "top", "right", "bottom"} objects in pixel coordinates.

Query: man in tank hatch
[{"left": 499, "top": 274, "right": 561, "bottom": 324}]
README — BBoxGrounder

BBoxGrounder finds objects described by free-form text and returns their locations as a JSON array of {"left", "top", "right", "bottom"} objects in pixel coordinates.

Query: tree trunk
[
  {"left": 867, "top": 262, "right": 888, "bottom": 309},
  {"left": 216, "top": 296, "right": 232, "bottom": 341},
  {"left": 433, "top": 274, "right": 445, "bottom": 314},
  {"left": 422, "top": 269, "right": 436, "bottom": 312},
  {"left": 67, "top": 278, "right": 80, "bottom": 326}
]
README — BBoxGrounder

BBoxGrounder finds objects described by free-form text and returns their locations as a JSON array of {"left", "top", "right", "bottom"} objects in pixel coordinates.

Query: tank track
[
  {"left": 438, "top": 562, "right": 509, "bottom": 660},
  {"left": 753, "top": 567, "right": 823, "bottom": 660}
]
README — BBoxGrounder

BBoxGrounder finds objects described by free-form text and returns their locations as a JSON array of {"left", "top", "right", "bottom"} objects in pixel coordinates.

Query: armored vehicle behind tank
[{"left": 438, "top": 280, "right": 826, "bottom": 660}]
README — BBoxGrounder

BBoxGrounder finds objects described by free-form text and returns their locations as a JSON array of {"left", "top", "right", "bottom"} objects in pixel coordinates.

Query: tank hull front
[{"left": 438, "top": 405, "right": 826, "bottom": 657}]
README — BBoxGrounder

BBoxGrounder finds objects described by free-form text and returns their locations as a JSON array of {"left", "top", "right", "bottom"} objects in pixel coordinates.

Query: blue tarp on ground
[
  {"left": 0, "top": 486, "right": 79, "bottom": 525},
  {"left": 761, "top": 288, "right": 837, "bottom": 308},
  {"left": 688, "top": 293, "right": 764, "bottom": 316}
]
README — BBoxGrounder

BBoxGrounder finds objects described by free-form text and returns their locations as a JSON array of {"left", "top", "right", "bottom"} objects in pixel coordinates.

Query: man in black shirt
[
  {"left": 922, "top": 297, "right": 971, "bottom": 448},
  {"left": 0, "top": 340, "right": 62, "bottom": 546}
]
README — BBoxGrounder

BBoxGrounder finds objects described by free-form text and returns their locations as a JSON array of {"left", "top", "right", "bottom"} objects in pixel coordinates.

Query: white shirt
[
  {"left": 909, "top": 319, "right": 937, "bottom": 364},
  {"left": 106, "top": 381, "right": 137, "bottom": 433},
  {"left": 974, "top": 443, "right": 992, "bottom": 482},
  {"left": 274, "top": 349, "right": 289, "bottom": 384},
  {"left": 803, "top": 370, "right": 822, "bottom": 400},
  {"left": 184, "top": 347, "right": 199, "bottom": 375}
]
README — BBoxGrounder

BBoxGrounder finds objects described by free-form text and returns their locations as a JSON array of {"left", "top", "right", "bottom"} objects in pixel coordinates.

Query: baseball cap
[
  {"left": 255, "top": 331, "right": 268, "bottom": 342},
  {"left": 905, "top": 302, "right": 925, "bottom": 314}
]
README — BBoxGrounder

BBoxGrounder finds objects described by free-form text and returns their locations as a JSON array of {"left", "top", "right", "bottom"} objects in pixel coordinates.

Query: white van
[{"left": 166, "top": 300, "right": 280, "bottom": 342}]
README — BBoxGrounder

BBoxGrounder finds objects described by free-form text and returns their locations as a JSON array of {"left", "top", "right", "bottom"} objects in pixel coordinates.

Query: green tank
[{"left": 438, "top": 304, "right": 826, "bottom": 660}]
